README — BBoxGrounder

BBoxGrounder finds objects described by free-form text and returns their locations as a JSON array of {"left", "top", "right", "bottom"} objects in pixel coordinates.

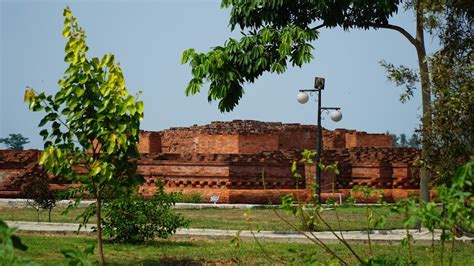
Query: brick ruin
[{"left": 0, "top": 120, "right": 421, "bottom": 203}]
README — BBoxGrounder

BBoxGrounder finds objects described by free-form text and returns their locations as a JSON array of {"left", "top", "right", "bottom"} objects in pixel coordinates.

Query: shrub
[
  {"left": 20, "top": 168, "right": 56, "bottom": 222},
  {"left": 103, "top": 182, "right": 188, "bottom": 243},
  {"left": 177, "top": 192, "right": 203, "bottom": 203}
]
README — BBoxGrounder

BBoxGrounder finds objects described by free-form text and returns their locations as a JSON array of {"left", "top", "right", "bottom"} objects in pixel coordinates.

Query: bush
[
  {"left": 102, "top": 183, "right": 188, "bottom": 243},
  {"left": 19, "top": 168, "right": 56, "bottom": 222},
  {"left": 176, "top": 192, "right": 203, "bottom": 203}
]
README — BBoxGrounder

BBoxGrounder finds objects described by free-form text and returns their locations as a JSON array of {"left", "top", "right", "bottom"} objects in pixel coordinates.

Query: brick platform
[{"left": 0, "top": 120, "right": 421, "bottom": 203}]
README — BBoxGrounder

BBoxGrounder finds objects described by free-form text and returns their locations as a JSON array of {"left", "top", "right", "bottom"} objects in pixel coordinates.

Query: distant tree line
[{"left": 385, "top": 131, "right": 421, "bottom": 149}]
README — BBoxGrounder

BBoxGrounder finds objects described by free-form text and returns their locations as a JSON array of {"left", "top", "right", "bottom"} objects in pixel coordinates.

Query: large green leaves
[
  {"left": 183, "top": 25, "right": 317, "bottom": 112},
  {"left": 183, "top": 0, "right": 402, "bottom": 112},
  {"left": 25, "top": 6, "right": 144, "bottom": 197},
  {"left": 222, "top": 0, "right": 401, "bottom": 30}
]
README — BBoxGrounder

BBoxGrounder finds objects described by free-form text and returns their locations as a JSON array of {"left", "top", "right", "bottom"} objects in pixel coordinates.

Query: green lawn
[
  {"left": 0, "top": 205, "right": 409, "bottom": 231},
  {"left": 15, "top": 233, "right": 474, "bottom": 265}
]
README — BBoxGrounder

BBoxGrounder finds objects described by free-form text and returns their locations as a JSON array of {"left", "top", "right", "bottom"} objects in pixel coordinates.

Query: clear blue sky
[{"left": 1, "top": 0, "right": 439, "bottom": 149}]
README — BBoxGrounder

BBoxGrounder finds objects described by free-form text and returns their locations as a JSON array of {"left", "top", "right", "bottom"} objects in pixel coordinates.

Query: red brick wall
[
  {"left": 345, "top": 132, "right": 392, "bottom": 148},
  {"left": 0, "top": 122, "right": 420, "bottom": 204},
  {"left": 160, "top": 129, "right": 196, "bottom": 153},
  {"left": 239, "top": 135, "right": 279, "bottom": 153},
  {"left": 0, "top": 150, "right": 40, "bottom": 197},
  {"left": 195, "top": 134, "right": 240, "bottom": 153},
  {"left": 140, "top": 121, "right": 393, "bottom": 154},
  {"left": 138, "top": 131, "right": 162, "bottom": 153},
  {"left": 355, "top": 133, "right": 392, "bottom": 148},
  {"left": 277, "top": 128, "right": 315, "bottom": 151}
]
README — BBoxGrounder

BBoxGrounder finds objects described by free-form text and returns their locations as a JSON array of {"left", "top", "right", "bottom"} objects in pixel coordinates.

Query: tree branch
[
  {"left": 310, "top": 23, "right": 326, "bottom": 31},
  {"left": 365, "top": 23, "right": 418, "bottom": 47}
]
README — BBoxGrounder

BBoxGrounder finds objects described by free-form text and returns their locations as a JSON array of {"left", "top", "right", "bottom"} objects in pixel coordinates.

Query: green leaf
[
  {"left": 38, "top": 117, "right": 49, "bottom": 127},
  {"left": 91, "top": 165, "right": 101, "bottom": 176},
  {"left": 106, "top": 141, "right": 115, "bottom": 155},
  {"left": 11, "top": 235, "right": 28, "bottom": 251},
  {"left": 39, "top": 129, "right": 49, "bottom": 140},
  {"left": 136, "top": 101, "right": 144, "bottom": 114},
  {"left": 39, "top": 151, "right": 49, "bottom": 165}
]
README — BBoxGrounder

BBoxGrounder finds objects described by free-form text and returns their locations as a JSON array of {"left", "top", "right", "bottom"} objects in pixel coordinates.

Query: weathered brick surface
[
  {"left": 196, "top": 134, "right": 240, "bottom": 154},
  {"left": 137, "top": 131, "right": 162, "bottom": 153},
  {"left": 239, "top": 135, "right": 279, "bottom": 153},
  {"left": 0, "top": 120, "right": 423, "bottom": 203}
]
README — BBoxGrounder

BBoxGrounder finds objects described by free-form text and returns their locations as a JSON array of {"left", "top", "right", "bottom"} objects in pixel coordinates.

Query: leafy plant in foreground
[
  {"left": 351, "top": 185, "right": 387, "bottom": 258},
  {"left": 237, "top": 160, "right": 472, "bottom": 265},
  {"left": 24, "top": 7, "right": 143, "bottom": 265},
  {"left": 0, "top": 220, "right": 32, "bottom": 266},
  {"left": 61, "top": 245, "right": 95, "bottom": 266},
  {"left": 103, "top": 182, "right": 188, "bottom": 243}
]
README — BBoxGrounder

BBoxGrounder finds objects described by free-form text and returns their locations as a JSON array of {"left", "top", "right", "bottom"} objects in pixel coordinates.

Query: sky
[{"left": 1, "top": 0, "right": 440, "bottom": 149}]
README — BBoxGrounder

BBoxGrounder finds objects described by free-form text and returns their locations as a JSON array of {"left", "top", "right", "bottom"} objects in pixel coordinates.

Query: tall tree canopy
[
  {"left": 182, "top": 0, "right": 437, "bottom": 200},
  {"left": 424, "top": 2, "right": 473, "bottom": 185}
]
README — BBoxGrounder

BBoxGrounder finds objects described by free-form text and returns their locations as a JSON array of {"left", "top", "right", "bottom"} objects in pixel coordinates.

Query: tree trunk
[
  {"left": 415, "top": 3, "right": 432, "bottom": 202},
  {"left": 96, "top": 191, "right": 106, "bottom": 265}
]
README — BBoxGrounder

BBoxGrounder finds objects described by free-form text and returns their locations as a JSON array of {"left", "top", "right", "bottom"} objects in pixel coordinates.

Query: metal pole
[{"left": 315, "top": 88, "right": 322, "bottom": 203}]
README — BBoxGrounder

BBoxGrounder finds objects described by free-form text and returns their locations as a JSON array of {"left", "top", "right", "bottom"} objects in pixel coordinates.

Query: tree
[
  {"left": 182, "top": 0, "right": 436, "bottom": 200},
  {"left": 408, "top": 133, "right": 421, "bottom": 149},
  {"left": 24, "top": 7, "right": 143, "bottom": 265},
  {"left": 386, "top": 131, "right": 400, "bottom": 147},
  {"left": 0, "top": 134, "right": 29, "bottom": 150},
  {"left": 399, "top": 133, "right": 408, "bottom": 147},
  {"left": 20, "top": 168, "right": 56, "bottom": 222},
  {"left": 424, "top": 2, "right": 473, "bottom": 185}
]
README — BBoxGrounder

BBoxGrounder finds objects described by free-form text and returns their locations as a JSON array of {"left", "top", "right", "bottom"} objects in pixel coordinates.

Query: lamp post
[{"left": 297, "top": 77, "right": 342, "bottom": 203}]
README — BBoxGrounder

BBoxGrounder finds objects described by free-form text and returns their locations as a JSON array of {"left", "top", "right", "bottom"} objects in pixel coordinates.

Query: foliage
[
  {"left": 390, "top": 196, "right": 420, "bottom": 265},
  {"left": 182, "top": 0, "right": 403, "bottom": 112},
  {"left": 423, "top": 4, "right": 473, "bottom": 185},
  {"left": 0, "top": 133, "right": 30, "bottom": 150},
  {"left": 0, "top": 220, "right": 32, "bottom": 266},
  {"left": 61, "top": 245, "right": 95, "bottom": 266},
  {"left": 20, "top": 169, "right": 56, "bottom": 222},
  {"left": 24, "top": 7, "right": 143, "bottom": 265},
  {"left": 102, "top": 182, "right": 188, "bottom": 243},
  {"left": 180, "top": 0, "right": 446, "bottom": 201},
  {"left": 251, "top": 149, "right": 474, "bottom": 265},
  {"left": 436, "top": 159, "right": 474, "bottom": 254},
  {"left": 386, "top": 131, "right": 421, "bottom": 148},
  {"left": 380, "top": 60, "right": 419, "bottom": 103},
  {"left": 408, "top": 133, "right": 421, "bottom": 149},
  {"left": 176, "top": 192, "right": 203, "bottom": 203}
]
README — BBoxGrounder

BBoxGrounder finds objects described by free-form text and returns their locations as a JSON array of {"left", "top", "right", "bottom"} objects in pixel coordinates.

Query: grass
[
  {"left": 1, "top": 205, "right": 410, "bottom": 231},
  {"left": 15, "top": 233, "right": 474, "bottom": 265}
]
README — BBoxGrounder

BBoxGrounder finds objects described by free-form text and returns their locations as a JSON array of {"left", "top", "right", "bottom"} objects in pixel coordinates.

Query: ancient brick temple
[{"left": 0, "top": 120, "right": 421, "bottom": 203}]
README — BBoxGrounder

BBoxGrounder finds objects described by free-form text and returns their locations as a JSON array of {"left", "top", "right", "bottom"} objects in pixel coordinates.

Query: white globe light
[
  {"left": 330, "top": 110, "right": 342, "bottom": 122},
  {"left": 297, "top": 91, "right": 309, "bottom": 104}
]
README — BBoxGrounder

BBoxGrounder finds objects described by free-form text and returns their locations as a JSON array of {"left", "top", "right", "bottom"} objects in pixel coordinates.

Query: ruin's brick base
[{"left": 0, "top": 121, "right": 424, "bottom": 203}]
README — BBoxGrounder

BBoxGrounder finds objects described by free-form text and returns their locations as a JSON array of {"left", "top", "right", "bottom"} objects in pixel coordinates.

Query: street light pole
[
  {"left": 297, "top": 77, "right": 342, "bottom": 203},
  {"left": 315, "top": 80, "right": 323, "bottom": 201}
]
